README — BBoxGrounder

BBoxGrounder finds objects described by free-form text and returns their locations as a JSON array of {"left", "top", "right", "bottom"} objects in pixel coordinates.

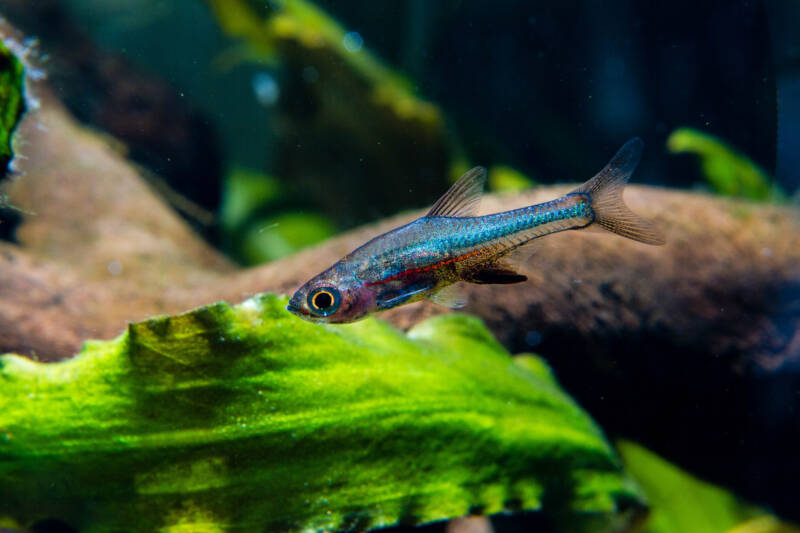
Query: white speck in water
[
  {"left": 258, "top": 223, "right": 280, "bottom": 233},
  {"left": 302, "top": 66, "right": 319, "bottom": 83},
  {"left": 762, "top": 247, "right": 773, "bottom": 256},
  {"left": 343, "top": 31, "right": 364, "bottom": 52},
  {"left": 107, "top": 261, "right": 122, "bottom": 275},
  {"left": 252, "top": 72, "right": 280, "bottom": 106}
]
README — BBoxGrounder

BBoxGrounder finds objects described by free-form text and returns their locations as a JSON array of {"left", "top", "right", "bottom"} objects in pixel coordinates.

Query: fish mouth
[{"left": 286, "top": 303, "right": 329, "bottom": 323}]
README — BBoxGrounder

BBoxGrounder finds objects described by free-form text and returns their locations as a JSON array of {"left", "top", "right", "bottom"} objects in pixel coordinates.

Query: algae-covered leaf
[
  {"left": 618, "top": 441, "right": 800, "bottom": 533},
  {"left": 0, "top": 294, "right": 641, "bottom": 532},
  {"left": 666, "top": 127, "right": 780, "bottom": 201},
  {"left": 0, "top": 36, "right": 25, "bottom": 178}
]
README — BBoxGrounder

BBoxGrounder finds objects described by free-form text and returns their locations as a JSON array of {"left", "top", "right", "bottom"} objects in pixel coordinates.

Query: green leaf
[
  {"left": 666, "top": 127, "right": 780, "bottom": 201},
  {"left": 0, "top": 295, "right": 641, "bottom": 532},
  {"left": 488, "top": 165, "right": 535, "bottom": 193},
  {"left": 618, "top": 441, "right": 800, "bottom": 533}
]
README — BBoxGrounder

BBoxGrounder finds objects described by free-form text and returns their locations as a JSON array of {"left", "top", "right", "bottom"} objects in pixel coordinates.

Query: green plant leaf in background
[
  {"left": 1, "top": 294, "right": 641, "bottom": 532},
  {"left": 219, "top": 167, "right": 335, "bottom": 263},
  {"left": 487, "top": 165, "right": 535, "bottom": 193},
  {"left": 239, "top": 212, "right": 336, "bottom": 263},
  {"left": 618, "top": 441, "right": 800, "bottom": 533},
  {"left": 666, "top": 127, "right": 781, "bottom": 201}
]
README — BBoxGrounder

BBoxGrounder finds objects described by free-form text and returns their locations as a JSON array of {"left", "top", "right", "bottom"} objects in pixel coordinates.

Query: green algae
[
  {"left": 0, "top": 294, "right": 641, "bottom": 532},
  {"left": 666, "top": 128, "right": 780, "bottom": 201},
  {"left": 0, "top": 38, "right": 25, "bottom": 178}
]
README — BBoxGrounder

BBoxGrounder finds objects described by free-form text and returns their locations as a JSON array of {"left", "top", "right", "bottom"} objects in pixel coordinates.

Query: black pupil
[{"left": 314, "top": 291, "right": 333, "bottom": 309}]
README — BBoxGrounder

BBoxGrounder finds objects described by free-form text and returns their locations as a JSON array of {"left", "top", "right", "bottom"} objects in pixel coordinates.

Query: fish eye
[{"left": 307, "top": 287, "right": 341, "bottom": 316}]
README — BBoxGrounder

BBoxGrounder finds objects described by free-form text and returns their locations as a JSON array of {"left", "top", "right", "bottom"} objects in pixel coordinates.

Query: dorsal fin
[{"left": 426, "top": 166, "right": 486, "bottom": 218}]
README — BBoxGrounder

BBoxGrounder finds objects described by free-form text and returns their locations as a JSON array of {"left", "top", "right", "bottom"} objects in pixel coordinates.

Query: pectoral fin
[
  {"left": 429, "top": 283, "right": 468, "bottom": 309},
  {"left": 376, "top": 281, "right": 435, "bottom": 311},
  {"left": 468, "top": 264, "right": 528, "bottom": 285}
]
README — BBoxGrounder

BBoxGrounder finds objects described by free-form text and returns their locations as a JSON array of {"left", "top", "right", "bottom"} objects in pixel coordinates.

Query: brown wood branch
[{"left": 2, "top": 89, "right": 800, "bottom": 374}]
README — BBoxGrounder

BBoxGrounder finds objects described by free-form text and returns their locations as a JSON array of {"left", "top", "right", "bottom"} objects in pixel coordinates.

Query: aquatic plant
[
  {"left": 0, "top": 37, "right": 25, "bottom": 178},
  {"left": 618, "top": 441, "right": 800, "bottom": 533},
  {"left": 666, "top": 128, "right": 780, "bottom": 201},
  {"left": 0, "top": 294, "right": 641, "bottom": 532},
  {"left": 220, "top": 167, "right": 336, "bottom": 263},
  {"left": 488, "top": 165, "right": 536, "bottom": 193}
]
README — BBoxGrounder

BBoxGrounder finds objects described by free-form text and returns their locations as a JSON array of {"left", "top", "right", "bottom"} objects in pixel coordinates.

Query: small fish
[{"left": 288, "top": 138, "right": 664, "bottom": 323}]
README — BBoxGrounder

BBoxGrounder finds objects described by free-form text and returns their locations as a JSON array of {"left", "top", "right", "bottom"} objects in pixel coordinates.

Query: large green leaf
[{"left": 0, "top": 294, "right": 640, "bottom": 532}]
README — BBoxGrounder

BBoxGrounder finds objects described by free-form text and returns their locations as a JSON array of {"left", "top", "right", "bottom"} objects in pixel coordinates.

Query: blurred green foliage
[
  {"left": 204, "top": 0, "right": 441, "bottom": 128},
  {"left": 202, "top": 0, "right": 459, "bottom": 247},
  {"left": 0, "top": 38, "right": 25, "bottom": 178},
  {"left": 220, "top": 167, "right": 335, "bottom": 263},
  {"left": 0, "top": 294, "right": 643, "bottom": 532},
  {"left": 618, "top": 441, "right": 799, "bottom": 533},
  {"left": 488, "top": 165, "right": 535, "bottom": 193},
  {"left": 219, "top": 167, "right": 283, "bottom": 231},
  {"left": 667, "top": 128, "right": 781, "bottom": 201},
  {"left": 239, "top": 212, "right": 335, "bottom": 263}
]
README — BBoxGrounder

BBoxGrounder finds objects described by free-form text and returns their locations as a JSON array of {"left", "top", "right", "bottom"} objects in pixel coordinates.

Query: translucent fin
[
  {"left": 427, "top": 167, "right": 486, "bottom": 218},
  {"left": 429, "top": 283, "right": 468, "bottom": 308},
  {"left": 573, "top": 138, "right": 665, "bottom": 245},
  {"left": 376, "top": 280, "right": 435, "bottom": 311},
  {"left": 468, "top": 264, "right": 528, "bottom": 285}
]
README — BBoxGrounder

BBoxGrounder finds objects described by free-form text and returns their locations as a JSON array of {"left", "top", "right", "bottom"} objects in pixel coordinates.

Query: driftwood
[{"left": 2, "top": 88, "right": 800, "bottom": 519}]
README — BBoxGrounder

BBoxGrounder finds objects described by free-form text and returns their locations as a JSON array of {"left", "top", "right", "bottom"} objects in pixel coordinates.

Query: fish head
[{"left": 287, "top": 264, "right": 377, "bottom": 324}]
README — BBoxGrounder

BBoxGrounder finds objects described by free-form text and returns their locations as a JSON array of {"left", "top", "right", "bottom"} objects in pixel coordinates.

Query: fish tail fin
[{"left": 573, "top": 137, "right": 665, "bottom": 245}]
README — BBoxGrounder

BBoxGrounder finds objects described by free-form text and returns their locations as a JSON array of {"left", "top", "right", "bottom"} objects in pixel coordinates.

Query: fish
[{"left": 287, "top": 137, "right": 664, "bottom": 323}]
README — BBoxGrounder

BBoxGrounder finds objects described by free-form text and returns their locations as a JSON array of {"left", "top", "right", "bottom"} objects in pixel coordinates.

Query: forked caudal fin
[{"left": 572, "top": 137, "right": 665, "bottom": 245}]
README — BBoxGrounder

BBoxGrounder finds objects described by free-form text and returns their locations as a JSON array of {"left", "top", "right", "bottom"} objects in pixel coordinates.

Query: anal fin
[{"left": 468, "top": 264, "right": 528, "bottom": 285}]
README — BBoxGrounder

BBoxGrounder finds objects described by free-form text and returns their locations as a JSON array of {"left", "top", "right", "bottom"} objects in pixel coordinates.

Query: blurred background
[{"left": 0, "top": 0, "right": 793, "bottom": 264}]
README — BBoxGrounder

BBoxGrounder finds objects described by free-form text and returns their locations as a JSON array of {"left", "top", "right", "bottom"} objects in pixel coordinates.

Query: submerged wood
[{"left": 2, "top": 89, "right": 798, "bottom": 371}]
